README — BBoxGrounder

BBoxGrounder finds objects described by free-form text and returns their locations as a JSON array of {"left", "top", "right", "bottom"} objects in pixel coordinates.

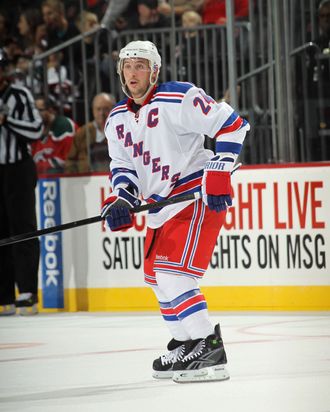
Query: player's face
[{"left": 122, "top": 58, "right": 151, "bottom": 100}]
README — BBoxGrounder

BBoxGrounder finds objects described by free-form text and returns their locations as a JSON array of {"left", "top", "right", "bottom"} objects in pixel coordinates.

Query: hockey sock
[
  {"left": 151, "top": 284, "right": 190, "bottom": 341},
  {"left": 155, "top": 272, "right": 214, "bottom": 340}
]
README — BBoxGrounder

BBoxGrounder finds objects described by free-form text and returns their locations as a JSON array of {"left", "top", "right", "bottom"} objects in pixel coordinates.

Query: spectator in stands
[
  {"left": 101, "top": 0, "right": 137, "bottom": 31},
  {"left": 47, "top": 52, "right": 74, "bottom": 116},
  {"left": 111, "top": 0, "right": 170, "bottom": 60},
  {"left": 0, "top": 12, "right": 9, "bottom": 47},
  {"left": 316, "top": 0, "right": 330, "bottom": 51},
  {"left": 129, "top": 0, "right": 171, "bottom": 29},
  {"left": 76, "top": 10, "right": 100, "bottom": 37},
  {"left": 87, "top": 0, "right": 109, "bottom": 22},
  {"left": 158, "top": 0, "right": 203, "bottom": 24},
  {"left": 176, "top": 10, "right": 203, "bottom": 84},
  {"left": 220, "top": 85, "right": 241, "bottom": 105},
  {"left": 65, "top": 0, "right": 80, "bottom": 25},
  {"left": 308, "top": 0, "right": 330, "bottom": 159},
  {"left": 11, "top": 54, "right": 42, "bottom": 95},
  {"left": 182, "top": 10, "right": 202, "bottom": 38},
  {"left": 31, "top": 95, "right": 76, "bottom": 173},
  {"left": 65, "top": 92, "right": 115, "bottom": 173},
  {"left": 75, "top": 10, "right": 104, "bottom": 60},
  {"left": 202, "top": 0, "right": 249, "bottom": 25},
  {"left": 35, "top": 24, "right": 48, "bottom": 53},
  {"left": 40, "top": 0, "right": 80, "bottom": 61},
  {"left": 74, "top": 10, "right": 110, "bottom": 123},
  {"left": 1, "top": 36, "right": 23, "bottom": 70},
  {"left": 17, "top": 9, "right": 44, "bottom": 57},
  {"left": 47, "top": 51, "right": 67, "bottom": 82}
]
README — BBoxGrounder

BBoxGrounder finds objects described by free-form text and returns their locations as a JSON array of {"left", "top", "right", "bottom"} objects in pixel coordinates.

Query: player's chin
[
  {"left": 130, "top": 90, "right": 145, "bottom": 99},
  {"left": 128, "top": 86, "right": 140, "bottom": 95}
]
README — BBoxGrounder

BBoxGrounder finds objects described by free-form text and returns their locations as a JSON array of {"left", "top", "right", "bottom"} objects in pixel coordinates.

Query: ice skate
[
  {"left": 15, "top": 293, "right": 38, "bottom": 316},
  {"left": 152, "top": 338, "right": 198, "bottom": 379},
  {"left": 0, "top": 304, "right": 16, "bottom": 316},
  {"left": 172, "top": 324, "right": 229, "bottom": 383}
]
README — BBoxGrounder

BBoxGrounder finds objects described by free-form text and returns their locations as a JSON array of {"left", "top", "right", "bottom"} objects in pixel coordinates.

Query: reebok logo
[{"left": 156, "top": 254, "right": 168, "bottom": 261}]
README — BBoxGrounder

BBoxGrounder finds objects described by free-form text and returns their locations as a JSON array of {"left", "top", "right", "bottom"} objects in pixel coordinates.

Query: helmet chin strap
[{"left": 122, "top": 82, "right": 154, "bottom": 104}]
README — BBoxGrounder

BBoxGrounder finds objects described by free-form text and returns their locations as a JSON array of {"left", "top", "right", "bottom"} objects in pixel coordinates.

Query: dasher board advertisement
[{"left": 36, "top": 163, "right": 330, "bottom": 310}]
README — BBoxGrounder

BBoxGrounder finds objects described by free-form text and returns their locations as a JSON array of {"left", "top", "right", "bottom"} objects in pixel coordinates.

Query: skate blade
[
  {"left": 18, "top": 304, "right": 38, "bottom": 316},
  {"left": 173, "top": 365, "right": 230, "bottom": 383},
  {"left": 152, "top": 370, "right": 173, "bottom": 379}
]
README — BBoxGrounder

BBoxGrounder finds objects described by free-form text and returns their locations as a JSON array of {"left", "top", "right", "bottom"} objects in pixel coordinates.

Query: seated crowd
[{"left": 0, "top": 0, "right": 253, "bottom": 174}]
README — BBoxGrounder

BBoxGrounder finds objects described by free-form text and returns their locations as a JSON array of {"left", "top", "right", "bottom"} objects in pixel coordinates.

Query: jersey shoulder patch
[{"left": 51, "top": 116, "right": 75, "bottom": 139}]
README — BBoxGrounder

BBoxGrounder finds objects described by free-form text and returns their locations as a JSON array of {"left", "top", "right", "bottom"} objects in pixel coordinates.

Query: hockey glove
[
  {"left": 101, "top": 187, "right": 141, "bottom": 231},
  {"left": 202, "top": 156, "right": 234, "bottom": 212}
]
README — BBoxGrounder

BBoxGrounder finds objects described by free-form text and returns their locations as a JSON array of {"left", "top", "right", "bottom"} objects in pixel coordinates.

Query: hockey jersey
[
  {"left": 104, "top": 81, "right": 249, "bottom": 228},
  {"left": 31, "top": 115, "right": 76, "bottom": 173}
]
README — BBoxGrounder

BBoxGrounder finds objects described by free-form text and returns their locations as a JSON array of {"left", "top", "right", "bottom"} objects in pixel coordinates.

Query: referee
[{"left": 0, "top": 49, "right": 43, "bottom": 315}]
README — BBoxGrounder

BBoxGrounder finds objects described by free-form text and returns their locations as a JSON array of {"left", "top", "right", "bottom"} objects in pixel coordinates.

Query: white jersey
[{"left": 104, "top": 81, "right": 249, "bottom": 228}]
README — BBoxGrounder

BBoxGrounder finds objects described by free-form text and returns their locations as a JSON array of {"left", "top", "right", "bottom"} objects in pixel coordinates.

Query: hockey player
[{"left": 101, "top": 40, "right": 249, "bottom": 383}]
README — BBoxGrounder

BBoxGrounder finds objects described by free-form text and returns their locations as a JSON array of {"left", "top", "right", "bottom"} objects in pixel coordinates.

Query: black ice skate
[
  {"left": 172, "top": 324, "right": 230, "bottom": 383},
  {"left": 0, "top": 304, "right": 16, "bottom": 316},
  {"left": 15, "top": 293, "right": 38, "bottom": 316},
  {"left": 152, "top": 338, "right": 199, "bottom": 379}
]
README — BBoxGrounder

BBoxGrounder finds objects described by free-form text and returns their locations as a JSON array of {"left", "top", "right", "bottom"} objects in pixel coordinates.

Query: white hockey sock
[
  {"left": 151, "top": 284, "right": 190, "bottom": 341},
  {"left": 180, "top": 310, "right": 214, "bottom": 340},
  {"left": 155, "top": 272, "right": 214, "bottom": 340}
]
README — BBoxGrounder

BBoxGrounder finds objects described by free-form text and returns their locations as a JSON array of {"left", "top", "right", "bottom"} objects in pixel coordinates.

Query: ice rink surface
[{"left": 0, "top": 312, "right": 330, "bottom": 412}]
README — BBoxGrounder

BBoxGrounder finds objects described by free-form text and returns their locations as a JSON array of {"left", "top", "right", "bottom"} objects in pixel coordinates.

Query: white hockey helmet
[{"left": 117, "top": 40, "right": 161, "bottom": 98}]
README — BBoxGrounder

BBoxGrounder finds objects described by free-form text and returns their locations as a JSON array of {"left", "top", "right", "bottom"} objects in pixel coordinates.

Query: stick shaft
[{"left": 0, "top": 191, "right": 201, "bottom": 247}]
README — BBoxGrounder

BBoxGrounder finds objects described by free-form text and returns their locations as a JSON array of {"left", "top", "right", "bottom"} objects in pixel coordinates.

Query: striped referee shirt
[{"left": 0, "top": 83, "right": 43, "bottom": 164}]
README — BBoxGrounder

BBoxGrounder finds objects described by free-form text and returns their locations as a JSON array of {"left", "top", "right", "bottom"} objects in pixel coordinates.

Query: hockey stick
[
  {"left": 0, "top": 163, "right": 242, "bottom": 247},
  {"left": 0, "top": 191, "right": 202, "bottom": 247}
]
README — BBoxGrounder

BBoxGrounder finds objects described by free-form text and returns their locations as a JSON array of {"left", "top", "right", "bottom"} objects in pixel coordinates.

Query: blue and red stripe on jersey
[
  {"left": 156, "top": 81, "right": 193, "bottom": 94},
  {"left": 111, "top": 167, "right": 140, "bottom": 194},
  {"left": 148, "top": 81, "right": 193, "bottom": 104},
  {"left": 146, "top": 170, "right": 202, "bottom": 214},
  {"left": 109, "top": 102, "right": 129, "bottom": 118},
  {"left": 215, "top": 141, "right": 242, "bottom": 154},
  {"left": 215, "top": 111, "right": 244, "bottom": 138},
  {"left": 149, "top": 91, "right": 185, "bottom": 105}
]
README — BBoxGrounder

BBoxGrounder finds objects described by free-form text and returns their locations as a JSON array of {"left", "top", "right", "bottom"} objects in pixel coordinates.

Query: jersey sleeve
[
  {"left": 104, "top": 118, "right": 141, "bottom": 195},
  {"left": 179, "top": 86, "right": 250, "bottom": 157}
]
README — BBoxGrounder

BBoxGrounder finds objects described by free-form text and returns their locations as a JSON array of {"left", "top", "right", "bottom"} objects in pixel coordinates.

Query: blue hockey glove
[
  {"left": 101, "top": 187, "right": 141, "bottom": 231},
  {"left": 202, "top": 156, "right": 234, "bottom": 212}
]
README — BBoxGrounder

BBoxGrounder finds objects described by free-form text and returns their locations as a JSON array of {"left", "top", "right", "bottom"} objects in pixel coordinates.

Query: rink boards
[{"left": 36, "top": 163, "right": 330, "bottom": 312}]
